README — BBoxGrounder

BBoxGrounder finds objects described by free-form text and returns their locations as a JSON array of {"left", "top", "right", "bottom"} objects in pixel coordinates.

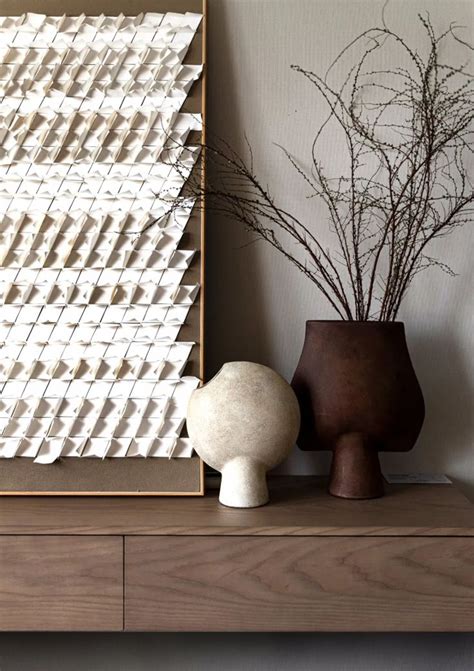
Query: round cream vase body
[{"left": 186, "top": 361, "right": 301, "bottom": 508}]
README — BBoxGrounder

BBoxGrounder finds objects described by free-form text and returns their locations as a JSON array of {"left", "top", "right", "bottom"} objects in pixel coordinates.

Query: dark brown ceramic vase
[{"left": 291, "top": 321, "right": 425, "bottom": 499}]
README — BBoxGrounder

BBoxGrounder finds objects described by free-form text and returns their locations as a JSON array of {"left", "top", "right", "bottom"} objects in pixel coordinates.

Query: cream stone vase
[{"left": 186, "top": 362, "right": 300, "bottom": 508}]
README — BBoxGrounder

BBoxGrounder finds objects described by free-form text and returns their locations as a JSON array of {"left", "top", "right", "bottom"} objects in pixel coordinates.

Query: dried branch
[{"left": 153, "top": 14, "right": 473, "bottom": 321}]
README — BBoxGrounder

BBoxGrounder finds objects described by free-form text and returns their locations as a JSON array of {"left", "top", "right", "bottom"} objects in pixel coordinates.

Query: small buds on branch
[{"left": 156, "top": 15, "right": 473, "bottom": 321}]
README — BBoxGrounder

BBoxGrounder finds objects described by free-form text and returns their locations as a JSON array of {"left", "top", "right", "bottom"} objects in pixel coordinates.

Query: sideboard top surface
[{"left": 0, "top": 477, "right": 472, "bottom": 537}]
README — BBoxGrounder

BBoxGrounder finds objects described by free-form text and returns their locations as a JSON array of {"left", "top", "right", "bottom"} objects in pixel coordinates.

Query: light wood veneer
[
  {"left": 125, "top": 536, "right": 474, "bottom": 632},
  {"left": 0, "top": 536, "right": 123, "bottom": 631},
  {"left": 0, "top": 477, "right": 473, "bottom": 631}
]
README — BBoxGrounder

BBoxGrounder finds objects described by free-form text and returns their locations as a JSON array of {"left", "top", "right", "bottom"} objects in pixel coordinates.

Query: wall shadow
[
  {"left": 204, "top": 0, "right": 273, "bottom": 380},
  {"left": 381, "top": 327, "right": 474, "bottom": 499}
]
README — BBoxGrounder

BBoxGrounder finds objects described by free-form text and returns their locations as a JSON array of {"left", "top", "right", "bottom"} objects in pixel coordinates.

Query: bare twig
[{"left": 153, "top": 14, "right": 473, "bottom": 321}]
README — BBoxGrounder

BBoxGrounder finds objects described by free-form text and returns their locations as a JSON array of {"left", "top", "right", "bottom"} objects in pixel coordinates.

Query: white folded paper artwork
[{"left": 0, "top": 12, "right": 203, "bottom": 463}]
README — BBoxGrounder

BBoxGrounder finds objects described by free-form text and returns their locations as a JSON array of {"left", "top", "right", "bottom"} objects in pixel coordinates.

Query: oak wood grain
[
  {"left": 0, "top": 536, "right": 123, "bottom": 631},
  {"left": 124, "top": 536, "right": 474, "bottom": 632},
  {"left": 0, "top": 478, "right": 472, "bottom": 536}
]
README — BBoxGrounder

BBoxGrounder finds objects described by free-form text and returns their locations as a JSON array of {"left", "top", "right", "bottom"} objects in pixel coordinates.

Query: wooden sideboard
[{"left": 0, "top": 476, "right": 473, "bottom": 632}]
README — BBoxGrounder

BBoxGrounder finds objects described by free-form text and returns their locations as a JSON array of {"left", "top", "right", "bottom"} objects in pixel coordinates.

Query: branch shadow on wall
[{"left": 204, "top": 0, "right": 273, "bottom": 380}]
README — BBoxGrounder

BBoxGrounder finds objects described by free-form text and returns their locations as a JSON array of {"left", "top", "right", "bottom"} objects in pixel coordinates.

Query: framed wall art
[{"left": 0, "top": 0, "right": 206, "bottom": 494}]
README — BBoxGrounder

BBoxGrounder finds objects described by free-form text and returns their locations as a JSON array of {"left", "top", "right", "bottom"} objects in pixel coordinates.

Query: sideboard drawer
[
  {"left": 125, "top": 536, "right": 474, "bottom": 632},
  {"left": 0, "top": 536, "right": 123, "bottom": 631}
]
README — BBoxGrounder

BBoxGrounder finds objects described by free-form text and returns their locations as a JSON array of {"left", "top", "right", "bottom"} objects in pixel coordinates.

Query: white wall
[{"left": 205, "top": 0, "right": 474, "bottom": 498}]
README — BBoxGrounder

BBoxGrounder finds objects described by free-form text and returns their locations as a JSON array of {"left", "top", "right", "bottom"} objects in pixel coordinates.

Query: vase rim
[
  {"left": 305, "top": 320, "right": 405, "bottom": 326},
  {"left": 200, "top": 361, "right": 272, "bottom": 389}
]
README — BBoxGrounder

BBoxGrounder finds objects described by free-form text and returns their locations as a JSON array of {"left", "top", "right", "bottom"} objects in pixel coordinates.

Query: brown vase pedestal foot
[
  {"left": 329, "top": 433, "right": 384, "bottom": 499},
  {"left": 291, "top": 321, "right": 425, "bottom": 501}
]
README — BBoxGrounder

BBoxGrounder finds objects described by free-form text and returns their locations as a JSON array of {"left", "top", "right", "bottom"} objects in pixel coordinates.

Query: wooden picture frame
[{"left": 0, "top": 0, "right": 206, "bottom": 495}]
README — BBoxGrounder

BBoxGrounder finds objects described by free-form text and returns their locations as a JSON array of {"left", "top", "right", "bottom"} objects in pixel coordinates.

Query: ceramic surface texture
[
  {"left": 187, "top": 362, "right": 300, "bottom": 507},
  {"left": 292, "top": 321, "right": 425, "bottom": 499}
]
